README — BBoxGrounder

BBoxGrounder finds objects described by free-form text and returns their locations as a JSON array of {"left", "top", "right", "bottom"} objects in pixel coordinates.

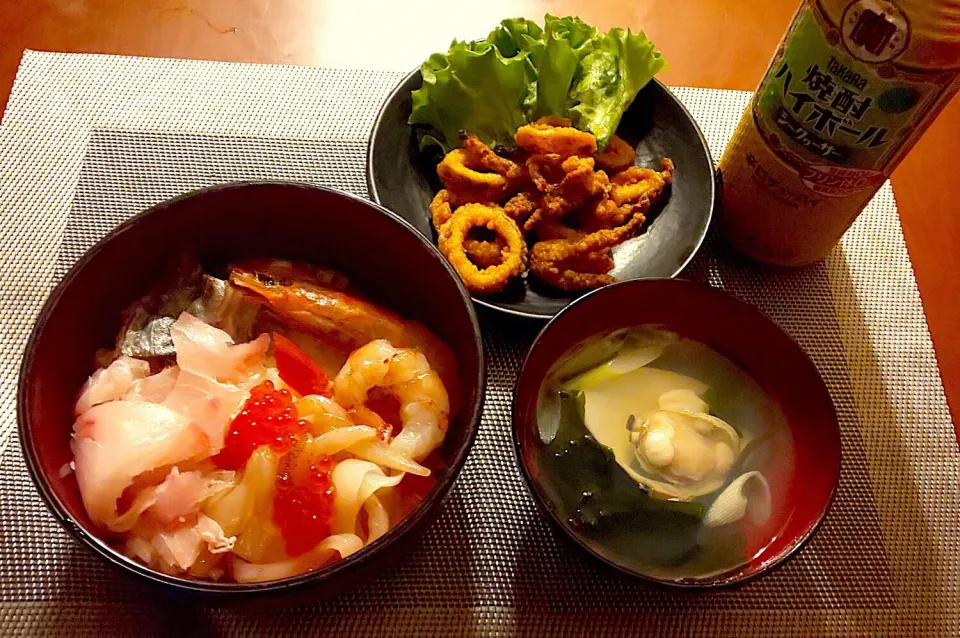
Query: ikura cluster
[
  {"left": 273, "top": 457, "right": 336, "bottom": 556},
  {"left": 215, "top": 380, "right": 308, "bottom": 471}
]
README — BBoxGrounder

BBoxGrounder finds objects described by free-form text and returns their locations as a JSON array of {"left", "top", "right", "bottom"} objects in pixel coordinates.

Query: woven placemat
[{"left": 0, "top": 51, "right": 956, "bottom": 636}]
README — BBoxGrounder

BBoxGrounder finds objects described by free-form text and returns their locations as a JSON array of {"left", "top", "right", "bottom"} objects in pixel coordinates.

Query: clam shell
[{"left": 631, "top": 408, "right": 742, "bottom": 500}]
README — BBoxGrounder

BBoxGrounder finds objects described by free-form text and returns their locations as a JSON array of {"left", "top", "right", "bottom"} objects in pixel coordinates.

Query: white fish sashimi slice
[
  {"left": 124, "top": 366, "right": 180, "bottom": 404},
  {"left": 127, "top": 514, "right": 236, "bottom": 573},
  {"left": 71, "top": 400, "right": 209, "bottom": 531},
  {"left": 110, "top": 466, "right": 235, "bottom": 532},
  {"left": 149, "top": 468, "right": 235, "bottom": 523},
  {"left": 75, "top": 356, "right": 150, "bottom": 415},
  {"left": 170, "top": 312, "right": 269, "bottom": 384},
  {"left": 152, "top": 524, "right": 204, "bottom": 571},
  {"left": 162, "top": 370, "right": 246, "bottom": 454}
]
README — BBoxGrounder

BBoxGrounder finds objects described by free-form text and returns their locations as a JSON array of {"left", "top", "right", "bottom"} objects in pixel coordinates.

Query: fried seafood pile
[{"left": 430, "top": 117, "right": 674, "bottom": 293}]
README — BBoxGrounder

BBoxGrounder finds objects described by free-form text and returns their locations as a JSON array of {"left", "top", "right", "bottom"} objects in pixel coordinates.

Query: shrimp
[
  {"left": 229, "top": 260, "right": 458, "bottom": 398},
  {"left": 333, "top": 340, "right": 449, "bottom": 462}
]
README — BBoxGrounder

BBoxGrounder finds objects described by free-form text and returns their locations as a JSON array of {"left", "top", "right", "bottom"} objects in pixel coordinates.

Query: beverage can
[{"left": 718, "top": 0, "right": 960, "bottom": 266}]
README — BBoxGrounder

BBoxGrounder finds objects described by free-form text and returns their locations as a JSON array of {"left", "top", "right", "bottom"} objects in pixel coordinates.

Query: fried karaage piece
[
  {"left": 438, "top": 204, "right": 527, "bottom": 294},
  {"left": 515, "top": 116, "right": 598, "bottom": 157}
]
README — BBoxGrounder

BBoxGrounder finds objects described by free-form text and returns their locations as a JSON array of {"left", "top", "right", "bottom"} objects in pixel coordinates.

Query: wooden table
[{"left": 4, "top": 0, "right": 958, "bottom": 430}]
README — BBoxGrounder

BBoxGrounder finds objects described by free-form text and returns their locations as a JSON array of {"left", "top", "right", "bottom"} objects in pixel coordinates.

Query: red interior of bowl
[
  {"left": 513, "top": 279, "right": 841, "bottom": 587},
  {"left": 19, "top": 182, "right": 484, "bottom": 594}
]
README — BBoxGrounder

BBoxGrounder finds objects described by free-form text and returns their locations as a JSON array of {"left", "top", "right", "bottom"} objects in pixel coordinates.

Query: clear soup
[{"left": 535, "top": 325, "right": 795, "bottom": 582}]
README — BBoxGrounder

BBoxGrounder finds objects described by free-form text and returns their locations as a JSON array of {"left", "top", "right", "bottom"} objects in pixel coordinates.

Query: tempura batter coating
[
  {"left": 437, "top": 136, "right": 525, "bottom": 202},
  {"left": 594, "top": 135, "right": 636, "bottom": 174},
  {"left": 515, "top": 116, "right": 598, "bottom": 157},
  {"left": 524, "top": 154, "right": 610, "bottom": 231},
  {"left": 438, "top": 204, "right": 527, "bottom": 294},
  {"left": 529, "top": 212, "right": 647, "bottom": 291}
]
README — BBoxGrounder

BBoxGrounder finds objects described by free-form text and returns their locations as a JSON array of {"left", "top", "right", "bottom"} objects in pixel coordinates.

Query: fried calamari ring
[
  {"left": 524, "top": 154, "right": 610, "bottom": 231},
  {"left": 437, "top": 149, "right": 507, "bottom": 201},
  {"left": 438, "top": 204, "right": 527, "bottom": 294},
  {"left": 594, "top": 135, "right": 637, "bottom": 174},
  {"left": 430, "top": 189, "right": 498, "bottom": 230},
  {"left": 437, "top": 136, "right": 525, "bottom": 201},
  {"left": 611, "top": 158, "right": 675, "bottom": 206},
  {"left": 515, "top": 116, "right": 598, "bottom": 157},
  {"left": 430, "top": 190, "right": 456, "bottom": 229}
]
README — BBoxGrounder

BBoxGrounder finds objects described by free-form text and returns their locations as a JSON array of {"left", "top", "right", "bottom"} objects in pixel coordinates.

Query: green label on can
[{"left": 752, "top": 1, "right": 955, "bottom": 196}]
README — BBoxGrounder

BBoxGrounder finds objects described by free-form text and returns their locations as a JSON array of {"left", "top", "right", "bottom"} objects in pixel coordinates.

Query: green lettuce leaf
[
  {"left": 533, "top": 15, "right": 597, "bottom": 119},
  {"left": 488, "top": 17, "right": 544, "bottom": 62},
  {"left": 568, "top": 28, "right": 668, "bottom": 149},
  {"left": 409, "top": 17, "right": 667, "bottom": 153},
  {"left": 486, "top": 18, "right": 544, "bottom": 113},
  {"left": 409, "top": 38, "right": 534, "bottom": 153}
]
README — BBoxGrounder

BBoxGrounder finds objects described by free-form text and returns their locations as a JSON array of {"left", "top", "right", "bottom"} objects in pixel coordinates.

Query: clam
[{"left": 628, "top": 391, "right": 743, "bottom": 500}]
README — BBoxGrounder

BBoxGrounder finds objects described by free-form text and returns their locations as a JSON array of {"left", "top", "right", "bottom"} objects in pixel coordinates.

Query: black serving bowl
[
  {"left": 18, "top": 182, "right": 485, "bottom": 600},
  {"left": 513, "top": 279, "right": 841, "bottom": 588},
  {"left": 367, "top": 68, "right": 716, "bottom": 320}
]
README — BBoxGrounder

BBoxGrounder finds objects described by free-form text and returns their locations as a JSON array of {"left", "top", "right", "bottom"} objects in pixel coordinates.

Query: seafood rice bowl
[{"left": 19, "top": 182, "right": 484, "bottom": 596}]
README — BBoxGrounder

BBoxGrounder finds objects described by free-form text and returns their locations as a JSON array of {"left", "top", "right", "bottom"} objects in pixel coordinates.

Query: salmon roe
[
  {"left": 273, "top": 457, "right": 335, "bottom": 556},
  {"left": 215, "top": 380, "right": 308, "bottom": 470}
]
